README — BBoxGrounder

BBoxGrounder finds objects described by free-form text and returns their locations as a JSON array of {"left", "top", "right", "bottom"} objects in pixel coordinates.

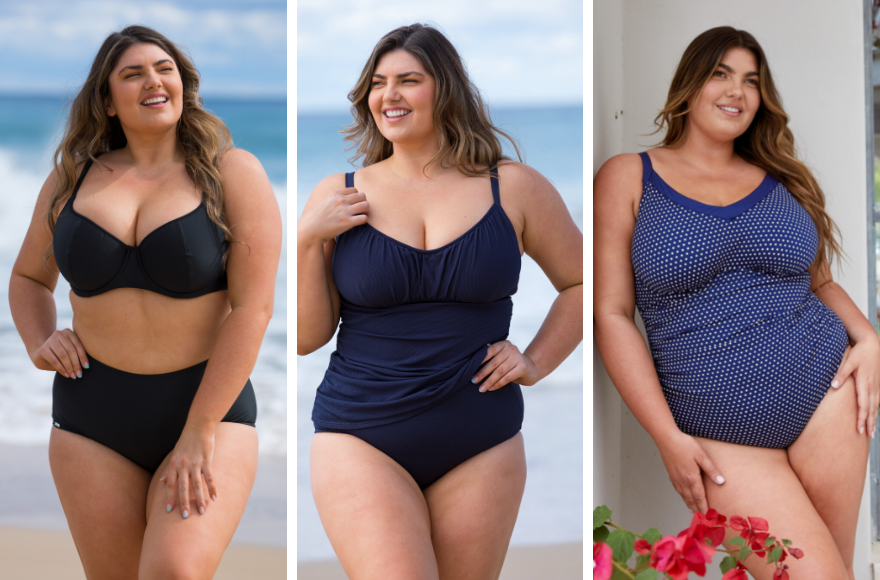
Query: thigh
[
  {"left": 310, "top": 432, "right": 439, "bottom": 580},
  {"left": 138, "top": 423, "right": 258, "bottom": 580},
  {"left": 424, "top": 432, "right": 527, "bottom": 580},
  {"left": 696, "top": 437, "right": 849, "bottom": 580},
  {"left": 48, "top": 427, "right": 151, "bottom": 580},
  {"left": 788, "top": 373, "right": 870, "bottom": 573}
]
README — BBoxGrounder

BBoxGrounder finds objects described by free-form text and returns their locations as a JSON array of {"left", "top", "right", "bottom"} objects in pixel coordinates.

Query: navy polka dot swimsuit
[{"left": 631, "top": 152, "right": 848, "bottom": 448}]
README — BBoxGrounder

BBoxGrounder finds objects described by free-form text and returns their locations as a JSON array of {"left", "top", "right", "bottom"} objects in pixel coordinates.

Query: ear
[{"left": 104, "top": 97, "right": 116, "bottom": 118}]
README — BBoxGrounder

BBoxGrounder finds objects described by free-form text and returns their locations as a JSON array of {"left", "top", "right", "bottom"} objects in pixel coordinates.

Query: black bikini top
[{"left": 54, "top": 159, "right": 228, "bottom": 298}]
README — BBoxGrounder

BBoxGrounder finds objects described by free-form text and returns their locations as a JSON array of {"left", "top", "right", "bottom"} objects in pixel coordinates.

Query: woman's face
[
  {"left": 368, "top": 49, "right": 437, "bottom": 147},
  {"left": 105, "top": 43, "right": 184, "bottom": 136},
  {"left": 688, "top": 47, "right": 761, "bottom": 143}
]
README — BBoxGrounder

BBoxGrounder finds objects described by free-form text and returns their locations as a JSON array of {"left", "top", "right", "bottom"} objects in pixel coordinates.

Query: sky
[
  {"left": 0, "top": 0, "right": 286, "bottom": 98},
  {"left": 297, "top": 0, "right": 583, "bottom": 113}
]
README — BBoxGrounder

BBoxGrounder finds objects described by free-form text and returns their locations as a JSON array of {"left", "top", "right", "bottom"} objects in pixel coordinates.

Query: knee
[{"left": 139, "top": 554, "right": 212, "bottom": 580}]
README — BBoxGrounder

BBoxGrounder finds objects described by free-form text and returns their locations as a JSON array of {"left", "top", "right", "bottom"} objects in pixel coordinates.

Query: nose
[
  {"left": 725, "top": 79, "right": 743, "bottom": 98},
  {"left": 383, "top": 81, "right": 400, "bottom": 102},
  {"left": 143, "top": 69, "right": 162, "bottom": 90}
]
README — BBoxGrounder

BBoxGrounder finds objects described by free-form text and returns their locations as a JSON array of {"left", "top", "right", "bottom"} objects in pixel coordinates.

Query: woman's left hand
[
  {"left": 472, "top": 340, "right": 541, "bottom": 392},
  {"left": 831, "top": 337, "right": 880, "bottom": 437},
  {"left": 159, "top": 425, "right": 218, "bottom": 518}
]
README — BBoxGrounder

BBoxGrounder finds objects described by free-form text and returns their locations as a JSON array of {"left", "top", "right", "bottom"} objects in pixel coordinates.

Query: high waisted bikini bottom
[
  {"left": 316, "top": 383, "right": 524, "bottom": 489},
  {"left": 52, "top": 357, "right": 257, "bottom": 473}
]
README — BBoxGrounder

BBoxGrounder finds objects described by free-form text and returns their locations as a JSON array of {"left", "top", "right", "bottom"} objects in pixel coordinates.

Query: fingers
[
  {"left": 204, "top": 464, "right": 218, "bottom": 502},
  {"left": 41, "top": 329, "right": 89, "bottom": 378},
  {"left": 831, "top": 350, "right": 853, "bottom": 389},
  {"left": 192, "top": 468, "right": 207, "bottom": 516},
  {"left": 472, "top": 341, "right": 524, "bottom": 392},
  {"left": 855, "top": 378, "right": 869, "bottom": 436},
  {"left": 178, "top": 468, "right": 191, "bottom": 519},
  {"left": 164, "top": 468, "right": 178, "bottom": 514},
  {"left": 696, "top": 453, "right": 725, "bottom": 486}
]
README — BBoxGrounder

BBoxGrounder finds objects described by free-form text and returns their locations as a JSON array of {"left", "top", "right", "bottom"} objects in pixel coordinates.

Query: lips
[
  {"left": 383, "top": 108, "right": 411, "bottom": 119},
  {"left": 140, "top": 95, "right": 169, "bottom": 106}
]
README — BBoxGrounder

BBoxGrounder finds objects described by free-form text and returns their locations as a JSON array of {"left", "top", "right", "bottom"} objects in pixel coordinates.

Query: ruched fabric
[
  {"left": 631, "top": 152, "right": 848, "bottom": 449},
  {"left": 311, "top": 168, "right": 522, "bottom": 430}
]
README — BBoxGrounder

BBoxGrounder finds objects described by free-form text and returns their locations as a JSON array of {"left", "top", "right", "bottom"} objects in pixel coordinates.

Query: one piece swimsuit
[
  {"left": 311, "top": 168, "right": 525, "bottom": 488},
  {"left": 51, "top": 157, "right": 256, "bottom": 472},
  {"left": 631, "top": 152, "right": 848, "bottom": 448}
]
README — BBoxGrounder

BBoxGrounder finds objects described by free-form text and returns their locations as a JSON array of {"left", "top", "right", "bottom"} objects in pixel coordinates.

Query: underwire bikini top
[{"left": 53, "top": 158, "right": 228, "bottom": 298}]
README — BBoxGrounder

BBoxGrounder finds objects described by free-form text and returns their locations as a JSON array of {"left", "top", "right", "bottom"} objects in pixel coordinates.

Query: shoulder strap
[
  {"left": 345, "top": 171, "right": 354, "bottom": 188},
  {"left": 489, "top": 166, "right": 500, "bottom": 205},
  {"left": 69, "top": 158, "right": 94, "bottom": 201},
  {"left": 638, "top": 152, "right": 653, "bottom": 189}
]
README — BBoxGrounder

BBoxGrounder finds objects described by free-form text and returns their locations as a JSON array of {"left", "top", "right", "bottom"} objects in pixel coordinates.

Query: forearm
[
  {"left": 9, "top": 273, "right": 58, "bottom": 366},
  {"left": 814, "top": 282, "right": 878, "bottom": 346},
  {"left": 185, "top": 304, "right": 272, "bottom": 431},
  {"left": 594, "top": 312, "right": 681, "bottom": 445},
  {"left": 296, "top": 233, "right": 336, "bottom": 354}
]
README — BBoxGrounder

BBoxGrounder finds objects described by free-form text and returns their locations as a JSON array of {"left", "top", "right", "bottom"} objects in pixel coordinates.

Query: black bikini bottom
[
  {"left": 52, "top": 357, "right": 256, "bottom": 473},
  {"left": 316, "top": 382, "right": 523, "bottom": 489}
]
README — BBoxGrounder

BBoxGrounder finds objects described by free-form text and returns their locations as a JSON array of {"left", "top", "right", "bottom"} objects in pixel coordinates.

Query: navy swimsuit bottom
[{"left": 312, "top": 168, "right": 524, "bottom": 489}]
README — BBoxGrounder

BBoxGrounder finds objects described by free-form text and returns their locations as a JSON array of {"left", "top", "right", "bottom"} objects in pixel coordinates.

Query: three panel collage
[{"left": 9, "top": 1, "right": 880, "bottom": 580}]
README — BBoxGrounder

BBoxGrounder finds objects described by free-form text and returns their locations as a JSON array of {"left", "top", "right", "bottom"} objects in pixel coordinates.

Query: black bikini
[{"left": 51, "top": 158, "right": 256, "bottom": 473}]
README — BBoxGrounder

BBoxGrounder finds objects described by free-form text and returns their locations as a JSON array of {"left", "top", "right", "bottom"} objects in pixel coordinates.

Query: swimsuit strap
[
  {"left": 490, "top": 166, "right": 500, "bottom": 205},
  {"left": 70, "top": 158, "right": 94, "bottom": 202},
  {"left": 638, "top": 152, "right": 653, "bottom": 189},
  {"left": 345, "top": 171, "right": 354, "bottom": 188}
]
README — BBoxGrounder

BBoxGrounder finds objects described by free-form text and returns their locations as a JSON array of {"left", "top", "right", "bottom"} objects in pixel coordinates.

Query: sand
[{"left": 297, "top": 542, "right": 584, "bottom": 580}]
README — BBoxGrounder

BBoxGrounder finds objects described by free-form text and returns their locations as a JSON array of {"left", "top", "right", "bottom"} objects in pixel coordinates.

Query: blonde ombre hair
[
  {"left": 655, "top": 26, "right": 841, "bottom": 270},
  {"left": 344, "top": 23, "right": 521, "bottom": 177},
  {"left": 47, "top": 25, "right": 234, "bottom": 261}
]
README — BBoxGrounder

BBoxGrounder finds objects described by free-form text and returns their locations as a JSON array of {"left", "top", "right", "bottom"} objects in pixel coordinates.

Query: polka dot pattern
[{"left": 630, "top": 152, "right": 849, "bottom": 448}]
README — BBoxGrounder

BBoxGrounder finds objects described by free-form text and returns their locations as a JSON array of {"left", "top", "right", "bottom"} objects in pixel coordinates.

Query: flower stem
[{"left": 612, "top": 559, "right": 635, "bottom": 579}]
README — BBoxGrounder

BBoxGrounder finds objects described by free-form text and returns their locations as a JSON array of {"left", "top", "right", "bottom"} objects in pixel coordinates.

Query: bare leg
[
  {"left": 48, "top": 428, "right": 151, "bottom": 580},
  {"left": 138, "top": 423, "right": 258, "bottom": 580},
  {"left": 310, "top": 432, "right": 439, "bottom": 580},
  {"left": 424, "top": 432, "right": 527, "bottom": 580}
]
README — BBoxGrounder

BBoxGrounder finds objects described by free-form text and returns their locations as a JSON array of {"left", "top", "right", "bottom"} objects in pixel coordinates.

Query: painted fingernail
[
  {"left": 199, "top": 506, "right": 205, "bottom": 515},
  {"left": 860, "top": 426, "right": 865, "bottom": 434},
  {"left": 716, "top": 476, "right": 725, "bottom": 484},
  {"left": 182, "top": 510, "right": 188, "bottom": 519},
  {"left": 84, "top": 363, "right": 89, "bottom": 369},
  {"left": 470, "top": 377, "right": 477, "bottom": 383},
  {"left": 166, "top": 505, "right": 172, "bottom": 512},
  {"left": 211, "top": 494, "right": 217, "bottom": 501},
  {"left": 76, "top": 372, "right": 82, "bottom": 378},
  {"left": 479, "top": 385, "right": 487, "bottom": 393},
  {"left": 832, "top": 380, "right": 840, "bottom": 388}
]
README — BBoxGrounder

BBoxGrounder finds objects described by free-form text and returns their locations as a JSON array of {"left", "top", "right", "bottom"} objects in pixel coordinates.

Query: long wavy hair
[
  {"left": 46, "top": 25, "right": 234, "bottom": 261},
  {"left": 654, "top": 26, "right": 841, "bottom": 270},
  {"left": 343, "top": 23, "right": 520, "bottom": 177}
]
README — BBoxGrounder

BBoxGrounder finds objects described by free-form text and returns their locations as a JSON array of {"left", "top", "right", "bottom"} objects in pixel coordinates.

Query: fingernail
[
  {"left": 199, "top": 506, "right": 205, "bottom": 515},
  {"left": 166, "top": 505, "right": 172, "bottom": 512},
  {"left": 716, "top": 475, "right": 725, "bottom": 484},
  {"left": 76, "top": 372, "right": 82, "bottom": 378},
  {"left": 182, "top": 510, "right": 188, "bottom": 519},
  {"left": 832, "top": 380, "right": 840, "bottom": 388},
  {"left": 211, "top": 494, "right": 217, "bottom": 501},
  {"left": 479, "top": 386, "right": 487, "bottom": 393},
  {"left": 470, "top": 377, "right": 476, "bottom": 383},
  {"left": 84, "top": 363, "right": 89, "bottom": 369},
  {"left": 860, "top": 426, "right": 865, "bottom": 434}
]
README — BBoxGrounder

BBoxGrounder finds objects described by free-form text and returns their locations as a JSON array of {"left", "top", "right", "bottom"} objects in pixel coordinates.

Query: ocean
[
  {"left": 296, "top": 105, "right": 585, "bottom": 560},
  {"left": 0, "top": 95, "right": 288, "bottom": 456}
]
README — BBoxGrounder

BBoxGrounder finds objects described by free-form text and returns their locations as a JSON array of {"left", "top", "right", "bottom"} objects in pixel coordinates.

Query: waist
[{"left": 71, "top": 289, "right": 229, "bottom": 373}]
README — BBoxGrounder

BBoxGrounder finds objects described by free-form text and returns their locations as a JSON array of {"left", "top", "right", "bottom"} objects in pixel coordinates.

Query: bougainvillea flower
[
  {"left": 721, "top": 565, "right": 749, "bottom": 580},
  {"left": 788, "top": 547, "right": 804, "bottom": 559},
  {"left": 729, "top": 515, "right": 771, "bottom": 556},
  {"left": 649, "top": 533, "right": 716, "bottom": 580},
  {"left": 634, "top": 539, "right": 652, "bottom": 554},
  {"left": 684, "top": 509, "right": 728, "bottom": 547},
  {"left": 773, "top": 564, "right": 790, "bottom": 580},
  {"left": 593, "top": 542, "right": 612, "bottom": 580}
]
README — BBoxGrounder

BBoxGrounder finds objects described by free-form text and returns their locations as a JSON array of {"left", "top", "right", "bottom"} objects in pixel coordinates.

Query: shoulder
[
  {"left": 218, "top": 148, "right": 273, "bottom": 199},
  {"left": 593, "top": 152, "right": 645, "bottom": 210},
  {"left": 495, "top": 161, "right": 559, "bottom": 205},
  {"left": 219, "top": 148, "right": 265, "bottom": 177}
]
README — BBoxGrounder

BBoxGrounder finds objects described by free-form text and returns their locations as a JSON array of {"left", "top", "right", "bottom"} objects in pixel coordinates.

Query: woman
[
  {"left": 297, "top": 23, "right": 582, "bottom": 580},
  {"left": 594, "top": 26, "right": 878, "bottom": 580},
  {"left": 8, "top": 26, "right": 281, "bottom": 579}
]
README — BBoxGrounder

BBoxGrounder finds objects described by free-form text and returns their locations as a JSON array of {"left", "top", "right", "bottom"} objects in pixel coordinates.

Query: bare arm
[
  {"left": 296, "top": 174, "right": 369, "bottom": 355},
  {"left": 9, "top": 168, "right": 89, "bottom": 377},
  {"left": 593, "top": 153, "right": 724, "bottom": 512}
]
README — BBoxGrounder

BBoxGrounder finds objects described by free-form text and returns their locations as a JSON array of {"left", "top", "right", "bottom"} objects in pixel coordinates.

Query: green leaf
[
  {"left": 768, "top": 547, "right": 783, "bottom": 563},
  {"left": 594, "top": 525, "right": 610, "bottom": 544},
  {"left": 636, "top": 553, "right": 650, "bottom": 569},
  {"left": 738, "top": 546, "right": 751, "bottom": 561},
  {"left": 782, "top": 539, "right": 792, "bottom": 546},
  {"left": 611, "top": 566, "right": 632, "bottom": 580},
  {"left": 643, "top": 528, "right": 662, "bottom": 544},
  {"left": 719, "top": 556, "right": 737, "bottom": 574},
  {"left": 764, "top": 537, "right": 776, "bottom": 547},
  {"left": 593, "top": 506, "right": 612, "bottom": 530},
  {"left": 727, "top": 536, "right": 745, "bottom": 547},
  {"left": 634, "top": 568, "right": 659, "bottom": 580},
  {"left": 607, "top": 529, "right": 636, "bottom": 563}
]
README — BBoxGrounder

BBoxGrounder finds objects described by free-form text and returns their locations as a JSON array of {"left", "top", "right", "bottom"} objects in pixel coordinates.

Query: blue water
[
  {"left": 0, "top": 95, "right": 288, "bottom": 456},
  {"left": 296, "top": 106, "right": 584, "bottom": 560}
]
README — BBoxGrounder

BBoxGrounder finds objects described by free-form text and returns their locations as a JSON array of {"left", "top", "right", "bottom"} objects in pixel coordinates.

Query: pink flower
[
  {"left": 684, "top": 509, "right": 728, "bottom": 547},
  {"left": 722, "top": 565, "right": 749, "bottom": 580},
  {"left": 634, "top": 539, "right": 652, "bottom": 554},
  {"left": 593, "top": 542, "right": 612, "bottom": 580},
  {"left": 650, "top": 534, "right": 716, "bottom": 580},
  {"left": 729, "top": 516, "right": 771, "bottom": 556}
]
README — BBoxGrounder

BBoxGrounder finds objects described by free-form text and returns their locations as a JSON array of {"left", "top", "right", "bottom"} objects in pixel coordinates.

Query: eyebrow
[
  {"left": 118, "top": 59, "right": 174, "bottom": 75},
  {"left": 372, "top": 71, "right": 425, "bottom": 79},
  {"left": 718, "top": 63, "right": 759, "bottom": 78}
]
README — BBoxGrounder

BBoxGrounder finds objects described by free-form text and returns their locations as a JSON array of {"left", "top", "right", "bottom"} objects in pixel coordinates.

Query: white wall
[{"left": 593, "top": 1, "right": 872, "bottom": 578}]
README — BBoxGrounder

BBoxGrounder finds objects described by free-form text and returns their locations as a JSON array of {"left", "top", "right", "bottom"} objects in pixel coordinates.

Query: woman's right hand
[
  {"left": 655, "top": 430, "right": 725, "bottom": 513},
  {"left": 32, "top": 328, "right": 89, "bottom": 378},
  {"left": 298, "top": 186, "right": 369, "bottom": 246}
]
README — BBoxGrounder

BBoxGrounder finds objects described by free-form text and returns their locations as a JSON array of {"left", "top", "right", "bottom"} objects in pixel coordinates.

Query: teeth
[
  {"left": 718, "top": 106, "right": 740, "bottom": 113},
  {"left": 142, "top": 97, "right": 167, "bottom": 105},
  {"left": 385, "top": 109, "right": 410, "bottom": 118}
]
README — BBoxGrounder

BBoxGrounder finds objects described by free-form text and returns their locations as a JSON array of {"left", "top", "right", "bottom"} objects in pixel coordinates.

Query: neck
[
  {"left": 116, "top": 124, "right": 183, "bottom": 169},
  {"left": 385, "top": 135, "right": 444, "bottom": 180},
  {"left": 673, "top": 126, "right": 738, "bottom": 171}
]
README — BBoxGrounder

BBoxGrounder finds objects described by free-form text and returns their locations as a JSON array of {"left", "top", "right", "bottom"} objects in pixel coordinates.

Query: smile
[
  {"left": 384, "top": 109, "right": 411, "bottom": 118},
  {"left": 141, "top": 97, "right": 168, "bottom": 106},
  {"left": 717, "top": 106, "right": 741, "bottom": 114}
]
